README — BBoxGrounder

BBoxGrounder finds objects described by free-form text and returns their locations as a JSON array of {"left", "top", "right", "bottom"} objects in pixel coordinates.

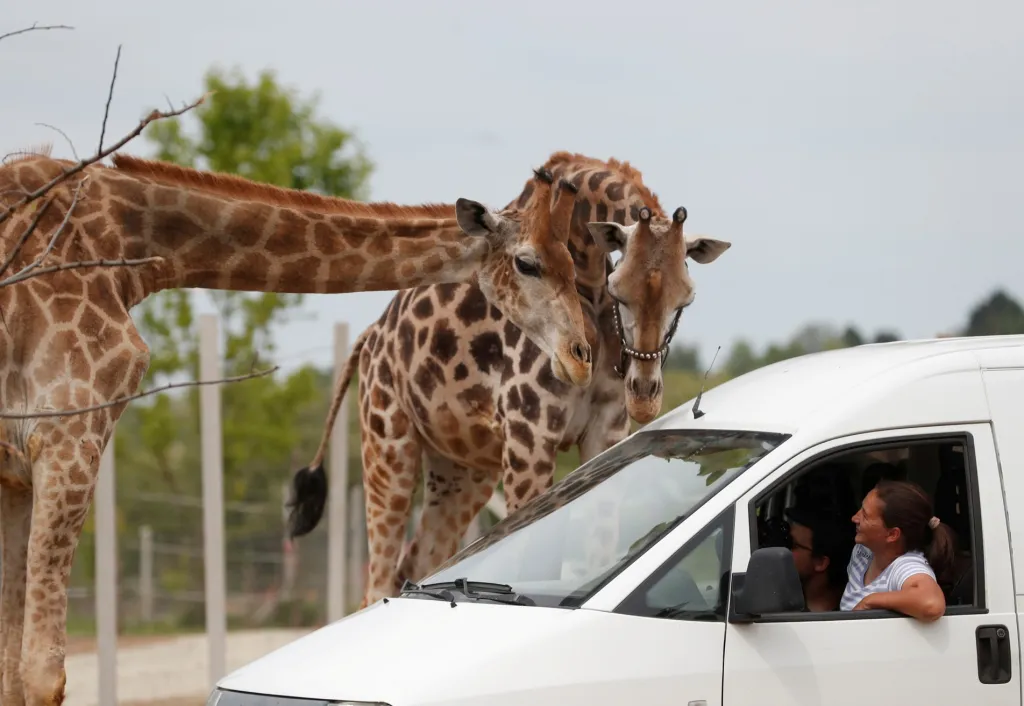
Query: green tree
[
  {"left": 841, "top": 326, "right": 864, "bottom": 348},
  {"left": 93, "top": 67, "right": 375, "bottom": 629},
  {"left": 725, "top": 339, "right": 760, "bottom": 377},
  {"left": 665, "top": 343, "right": 702, "bottom": 372},
  {"left": 138, "top": 64, "right": 374, "bottom": 382},
  {"left": 961, "top": 289, "right": 1024, "bottom": 336},
  {"left": 146, "top": 66, "right": 372, "bottom": 198},
  {"left": 872, "top": 330, "right": 901, "bottom": 344}
]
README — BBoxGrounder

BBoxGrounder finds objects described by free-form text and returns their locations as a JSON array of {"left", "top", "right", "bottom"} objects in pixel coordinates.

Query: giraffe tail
[{"left": 286, "top": 325, "right": 372, "bottom": 538}]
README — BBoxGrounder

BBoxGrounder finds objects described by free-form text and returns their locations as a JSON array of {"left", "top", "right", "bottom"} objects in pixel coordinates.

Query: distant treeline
[{"left": 664, "top": 288, "right": 1024, "bottom": 377}]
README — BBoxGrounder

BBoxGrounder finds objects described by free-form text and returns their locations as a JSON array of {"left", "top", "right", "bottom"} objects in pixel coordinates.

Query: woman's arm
[{"left": 852, "top": 573, "right": 946, "bottom": 621}]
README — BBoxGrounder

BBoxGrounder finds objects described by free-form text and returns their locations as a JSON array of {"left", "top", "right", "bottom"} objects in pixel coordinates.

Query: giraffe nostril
[{"left": 572, "top": 342, "right": 591, "bottom": 363}]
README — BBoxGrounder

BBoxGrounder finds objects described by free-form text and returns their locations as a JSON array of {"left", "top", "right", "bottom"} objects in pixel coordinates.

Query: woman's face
[{"left": 852, "top": 489, "right": 895, "bottom": 549}]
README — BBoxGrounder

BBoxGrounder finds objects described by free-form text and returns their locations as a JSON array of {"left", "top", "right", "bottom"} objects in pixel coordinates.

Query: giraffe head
[
  {"left": 454, "top": 167, "right": 592, "bottom": 387},
  {"left": 589, "top": 205, "right": 731, "bottom": 423}
]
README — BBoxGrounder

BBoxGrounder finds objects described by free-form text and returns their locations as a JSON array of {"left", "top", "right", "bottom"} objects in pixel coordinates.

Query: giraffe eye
[{"left": 514, "top": 256, "right": 541, "bottom": 278}]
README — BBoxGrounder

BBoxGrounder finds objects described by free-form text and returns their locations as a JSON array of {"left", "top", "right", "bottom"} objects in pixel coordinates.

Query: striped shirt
[{"left": 839, "top": 543, "right": 936, "bottom": 611}]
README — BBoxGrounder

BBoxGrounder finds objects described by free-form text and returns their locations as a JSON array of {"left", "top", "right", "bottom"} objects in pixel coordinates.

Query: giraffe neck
[{"left": 97, "top": 170, "right": 491, "bottom": 300}]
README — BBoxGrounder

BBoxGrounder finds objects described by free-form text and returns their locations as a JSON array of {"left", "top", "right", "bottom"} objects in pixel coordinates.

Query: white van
[{"left": 208, "top": 335, "right": 1024, "bottom": 706}]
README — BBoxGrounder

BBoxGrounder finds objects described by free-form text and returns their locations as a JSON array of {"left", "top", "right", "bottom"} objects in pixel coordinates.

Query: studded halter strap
[{"left": 608, "top": 205, "right": 688, "bottom": 378}]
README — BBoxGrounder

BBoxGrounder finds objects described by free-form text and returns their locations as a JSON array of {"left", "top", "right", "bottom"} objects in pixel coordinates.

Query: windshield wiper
[
  {"left": 420, "top": 578, "right": 536, "bottom": 606},
  {"left": 396, "top": 580, "right": 457, "bottom": 607},
  {"left": 652, "top": 600, "right": 717, "bottom": 620}
]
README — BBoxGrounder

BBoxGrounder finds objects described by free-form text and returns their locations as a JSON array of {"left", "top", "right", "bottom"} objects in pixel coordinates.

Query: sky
[{"left": 3, "top": 0, "right": 1022, "bottom": 375}]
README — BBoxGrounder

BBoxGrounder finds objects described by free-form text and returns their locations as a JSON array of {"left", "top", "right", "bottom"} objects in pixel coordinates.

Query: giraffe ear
[
  {"left": 684, "top": 234, "right": 732, "bottom": 264},
  {"left": 587, "top": 222, "right": 632, "bottom": 253},
  {"left": 455, "top": 198, "right": 504, "bottom": 238}
]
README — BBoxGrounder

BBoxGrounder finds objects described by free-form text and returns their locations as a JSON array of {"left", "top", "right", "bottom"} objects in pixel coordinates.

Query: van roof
[{"left": 648, "top": 334, "right": 1024, "bottom": 440}]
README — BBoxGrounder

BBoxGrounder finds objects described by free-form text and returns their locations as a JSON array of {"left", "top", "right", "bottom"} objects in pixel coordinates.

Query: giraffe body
[
  {"left": 288, "top": 151, "right": 732, "bottom": 606},
  {"left": 0, "top": 151, "right": 589, "bottom": 706}
]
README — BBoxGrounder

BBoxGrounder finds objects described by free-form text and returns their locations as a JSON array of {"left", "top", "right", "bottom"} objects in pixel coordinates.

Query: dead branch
[
  {"left": 0, "top": 92, "right": 210, "bottom": 229},
  {"left": 97, "top": 45, "right": 122, "bottom": 154},
  {"left": 0, "top": 197, "right": 55, "bottom": 279},
  {"left": 0, "top": 23, "right": 73, "bottom": 43},
  {"left": 34, "top": 123, "right": 79, "bottom": 161},
  {"left": 0, "top": 39, "right": 208, "bottom": 286},
  {"left": 0, "top": 256, "right": 164, "bottom": 289},
  {"left": 0, "top": 365, "right": 280, "bottom": 420},
  {"left": 0, "top": 178, "right": 87, "bottom": 285}
]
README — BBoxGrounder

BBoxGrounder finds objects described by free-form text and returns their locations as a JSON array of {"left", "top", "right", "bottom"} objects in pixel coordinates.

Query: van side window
[
  {"left": 752, "top": 435, "right": 982, "bottom": 615},
  {"left": 615, "top": 508, "right": 733, "bottom": 621}
]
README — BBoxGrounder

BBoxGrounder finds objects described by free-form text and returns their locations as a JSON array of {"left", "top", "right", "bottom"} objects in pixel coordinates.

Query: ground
[{"left": 64, "top": 628, "right": 312, "bottom": 706}]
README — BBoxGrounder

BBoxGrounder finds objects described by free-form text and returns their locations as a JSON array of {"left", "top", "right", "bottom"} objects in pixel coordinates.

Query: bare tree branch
[
  {"left": 0, "top": 365, "right": 280, "bottom": 420},
  {"left": 0, "top": 256, "right": 164, "bottom": 289},
  {"left": 98, "top": 45, "right": 122, "bottom": 154},
  {"left": 0, "top": 39, "right": 209, "bottom": 288},
  {"left": 0, "top": 23, "right": 73, "bottom": 43},
  {"left": 0, "top": 92, "right": 209, "bottom": 229},
  {"left": 0, "top": 197, "right": 55, "bottom": 279},
  {"left": 0, "top": 178, "right": 88, "bottom": 284},
  {"left": 34, "top": 122, "right": 80, "bottom": 161}
]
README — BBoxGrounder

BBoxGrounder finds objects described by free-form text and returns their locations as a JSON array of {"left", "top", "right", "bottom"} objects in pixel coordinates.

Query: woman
[{"left": 840, "top": 479, "right": 953, "bottom": 621}]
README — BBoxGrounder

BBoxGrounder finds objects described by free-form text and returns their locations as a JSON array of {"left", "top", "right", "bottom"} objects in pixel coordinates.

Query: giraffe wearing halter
[
  {"left": 0, "top": 151, "right": 590, "bottom": 706},
  {"left": 287, "top": 151, "right": 732, "bottom": 606}
]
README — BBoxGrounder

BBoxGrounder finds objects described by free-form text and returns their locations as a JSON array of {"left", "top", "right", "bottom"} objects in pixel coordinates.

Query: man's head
[{"left": 784, "top": 506, "right": 856, "bottom": 587}]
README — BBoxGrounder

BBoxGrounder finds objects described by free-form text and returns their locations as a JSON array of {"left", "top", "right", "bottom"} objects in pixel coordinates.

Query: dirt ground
[{"left": 66, "top": 633, "right": 184, "bottom": 656}]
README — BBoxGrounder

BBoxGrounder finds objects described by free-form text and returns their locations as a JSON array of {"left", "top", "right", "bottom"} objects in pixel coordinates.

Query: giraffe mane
[
  {"left": 542, "top": 150, "right": 665, "bottom": 215},
  {"left": 2, "top": 142, "right": 55, "bottom": 165},
  {"left": 108, "top": 153, "right": 456, "bottom": 218}
]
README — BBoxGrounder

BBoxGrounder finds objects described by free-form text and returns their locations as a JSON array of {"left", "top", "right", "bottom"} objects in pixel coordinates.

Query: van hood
[
  {"left": 215, "top": 596, "right": 714, "bottom": 706},
  {"left": 217, "top": 598, "right": 587, "bottom": 704}
]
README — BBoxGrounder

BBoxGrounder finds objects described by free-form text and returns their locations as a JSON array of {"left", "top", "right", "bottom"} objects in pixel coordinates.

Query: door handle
[{"left": 976, "top": 624, "right": 1012, "bottom": 684}]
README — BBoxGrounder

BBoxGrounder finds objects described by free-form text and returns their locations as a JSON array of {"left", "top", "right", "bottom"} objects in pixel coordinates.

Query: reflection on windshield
[{"left": 420, "top": 429, "right": 787, "bottom": 608}]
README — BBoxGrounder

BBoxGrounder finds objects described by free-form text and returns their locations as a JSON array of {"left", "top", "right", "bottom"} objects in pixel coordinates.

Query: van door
[
  {"left": 981, "top": 367, "right": 1024, "bottom": 683},
  {"left": 721, "top": 424, "right": 1020, "bottom": 706}
]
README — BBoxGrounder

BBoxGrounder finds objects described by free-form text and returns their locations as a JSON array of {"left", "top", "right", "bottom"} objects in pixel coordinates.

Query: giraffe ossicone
[{"left": 0, "top": 148, "right": 590, "bottom": 706}]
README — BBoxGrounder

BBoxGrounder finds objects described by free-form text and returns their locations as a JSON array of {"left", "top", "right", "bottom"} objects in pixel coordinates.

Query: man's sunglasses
[{"left": 759, "top": 517, "right": 813, "bottom": 553}]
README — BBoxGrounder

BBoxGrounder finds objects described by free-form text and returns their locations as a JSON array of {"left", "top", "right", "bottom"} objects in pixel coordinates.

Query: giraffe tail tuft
[
  {"left": 285, "top": 463, "right": 328, "bottom": 538},
  {"left": 286, "top": 325, "right": 372, "bottom": 539}
]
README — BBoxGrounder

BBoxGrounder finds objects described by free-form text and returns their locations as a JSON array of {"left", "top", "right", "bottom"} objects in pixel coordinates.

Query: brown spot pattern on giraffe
[
  {"left": 469, "top": 332, "right": 504, "bottom": 374},
  {"left": 455, "top": 287, "right": 489, "bottom": 326}
]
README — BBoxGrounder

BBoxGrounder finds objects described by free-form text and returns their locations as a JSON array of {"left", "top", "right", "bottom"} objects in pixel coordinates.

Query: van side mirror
[{"left": 729, "top": 547, "right": 805, "bottom": 622}]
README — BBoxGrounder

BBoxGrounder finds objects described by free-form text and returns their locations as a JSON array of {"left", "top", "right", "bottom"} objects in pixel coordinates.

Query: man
[{"left": 784, "top": 505, "right": 856, "bottom": 612}]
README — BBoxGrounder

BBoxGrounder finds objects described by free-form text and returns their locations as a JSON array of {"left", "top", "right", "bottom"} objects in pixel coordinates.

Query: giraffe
[
  {"left": 286, "top": 151, "right": 732, "bottom": 606},
  {"left": 0, "top": 151, "right": 591, "bottom": 706}
]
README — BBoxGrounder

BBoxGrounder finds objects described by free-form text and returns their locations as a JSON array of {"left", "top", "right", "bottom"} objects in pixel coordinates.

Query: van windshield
[{"left": 418, "top": 428, "right": 788, "bottom": 608}]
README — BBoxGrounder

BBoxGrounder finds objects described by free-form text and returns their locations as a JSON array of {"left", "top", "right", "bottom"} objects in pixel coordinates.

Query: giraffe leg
[
  {"left": 399, "top": 451, "right": 498, "bottom": 584},
  {"left": 360, "top": 414, "right": 422, "bottom": 607},
  {"left": 20, "top": 429, "right": 108, "bottom": 706},
  {"left": 0, "top": 486, "right": 33, "bottom": 706}
]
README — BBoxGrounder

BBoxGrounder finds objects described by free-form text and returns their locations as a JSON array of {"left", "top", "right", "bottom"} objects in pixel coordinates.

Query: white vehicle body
[{"left": 209, "top": 335, "right": 1024, "bottom": 706}]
